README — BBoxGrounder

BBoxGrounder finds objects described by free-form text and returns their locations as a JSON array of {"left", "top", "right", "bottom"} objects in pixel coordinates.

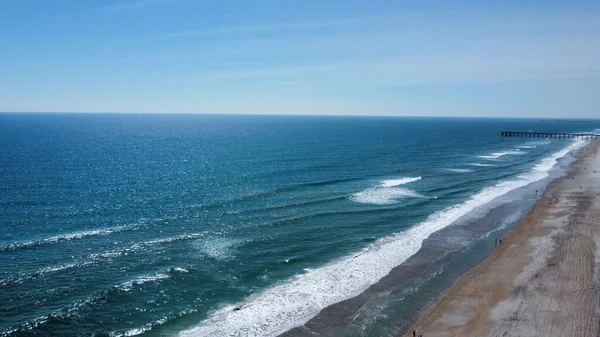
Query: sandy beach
[{"left": 406, "top": 140, "right": 600, "bottom": 337}]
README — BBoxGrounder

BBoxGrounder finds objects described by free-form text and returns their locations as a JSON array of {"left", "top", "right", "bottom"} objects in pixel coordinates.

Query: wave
[
  {"left": 425, "top": 169, "right": 527, "bottom": 196},
  {"left": 380, "top": 177, "right": 422, "bottom": 187},
  {"left": 469, "top": 163, "right": 496, "bottom": 167},
  {"left": 517, "top": 145, "right": 537, "bottom": 149},
  {"left": 118, "top": 272, "right": 171, "bottom": 292},
  {"left": 234, "top": 195, "right": 348, "bottom": 216},
  {"left": 88, "top": 232, "right": 208, "bottom": 260},
  {"left": 246, "top": 206, "right": 418, "bottom": 235},
  {"left": 199, "top": 178, "right": 361, "bottom": 210},
  {"left": 0, "top": 225, "right": 135, "bottom": 252},
  {"left": 144, "top": 233, "right": 207, "bottom": 245},
  {"left": 0, "top": 233, "right": 196, "bottom": 285},
  {"left": 350, "top": 188, "right": 424, "bottom": 205},
  {"left": 0, "top": 261, "right": 96, "bottom": 287},
  {"left": 481, "top": 209, "right": 524, "bottom": 239},
  {"left": 114, "top": 317, "right": 170, "bottom": 337},
  {"left": 115, "top": 308, "right": 200, "bottom": 337},
  {"left": 172, "top": 267, "right": 189, "bottom": 273},
  {"left": 4, "top": 306, "right": 198, "bottom": 337},
  {"left": 178, "top": 139, "right": 584, "bottom": 337},
  {"left": 525, "top": 140, "right": 550, "bottom": 145},
  {"left": 477, "top": 149, "right": 526, "bottom": 160},
  {"left": 350, "top": 177, "right": 423, "bottom": 205},
  {"left": 2, "top": 267, "right": 191, "bottom": 336},
  {"left": 0, "top": 232, "right": 219, "bottom": 286},
  {"left": 1, "top": 314, "right": 54, "bottom": 336},
  {"left": 444, "top": 168, "right": 473, "bottom": 173}
]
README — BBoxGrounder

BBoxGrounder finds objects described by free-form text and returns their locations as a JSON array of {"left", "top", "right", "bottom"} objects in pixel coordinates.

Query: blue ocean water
[{"left": 1, "top": 114, "right": 599, "bottom": 337}]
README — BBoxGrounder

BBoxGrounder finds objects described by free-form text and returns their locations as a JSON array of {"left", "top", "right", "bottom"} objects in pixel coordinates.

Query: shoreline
[
  {"left": 405, "top": 140, "right": 600, "bottom": 336},
  {"left": 279, "top": 140, "right": 584, "bottom": 337}
]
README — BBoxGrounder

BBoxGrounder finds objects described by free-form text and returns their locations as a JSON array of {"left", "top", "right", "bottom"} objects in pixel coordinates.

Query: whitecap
[
  {"left": 119, "top": 273, "right": 170, "bottom": 292},
  {"left": 379, "top": 177, "right": 421, "bottom": 187},
  {"left": 145, "top": 233, "right": 207, "bottom": 245},
  {"left": 469, "top": 163, "right": 496, "bottom": 167},
  {"left": 172, "top": 267, "right": 189, "bottom": 273},
  {"left": 350, "top": 187, "right": 423, "bottom": 205},
  {"left": 525, "top": 140, "right": 550, "bottom": 146},
  {"left": 477, "top": 149, "right": 526, "bottom": 160},
  {"left": 350, "top": 177, "right": 423, "bottom": 205},
  {"left": 444, "top": 168, "right": 473, "bottom": 173},
  {"left": 112, "top": 317, "right": 170, "bottom": 336}
]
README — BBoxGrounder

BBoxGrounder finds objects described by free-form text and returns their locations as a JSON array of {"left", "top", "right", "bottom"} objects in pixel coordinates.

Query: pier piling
[{"left": 500, "top": 132, "right": 599, "bottom": 139}]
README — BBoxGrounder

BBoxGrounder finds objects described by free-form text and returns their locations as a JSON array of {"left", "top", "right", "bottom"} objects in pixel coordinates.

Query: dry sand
[{"left": 406, "top": 140, "right": 600, "bottom": 337}]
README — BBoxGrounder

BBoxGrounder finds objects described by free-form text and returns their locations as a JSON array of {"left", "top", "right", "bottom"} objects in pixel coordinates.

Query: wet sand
[{"left": 406, "top": 140, "right": 600, "bottom": 337}]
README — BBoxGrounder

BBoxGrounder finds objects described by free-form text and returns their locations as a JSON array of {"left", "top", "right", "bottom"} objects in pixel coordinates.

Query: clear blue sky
[{"left": 1, "top": 0, "right": 599, "bottom": 117}]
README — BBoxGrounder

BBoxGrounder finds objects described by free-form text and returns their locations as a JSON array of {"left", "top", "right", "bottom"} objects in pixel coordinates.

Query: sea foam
[
  {"left": 469, "top": 163, "right": 496, "bottom": 167},
  {"left": 380, "top": 177, "right": 422, "bottom": 187},
  {"left": 118, "top": 272, "right": 171, "bottom": 292},
  {"left": 178, "top": 140, "right": 584, "bottom": 337},
  {"left": 478, "top": 149, "right": 526, "bottom": 160},
  {"left": 445, "top": 168, "right": 474, "bottom": 173},
  {"left": 350, "top": 177, "right": 422, "bottom": 205}
]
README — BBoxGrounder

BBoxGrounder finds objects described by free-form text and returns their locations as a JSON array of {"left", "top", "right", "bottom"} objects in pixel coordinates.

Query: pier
[{"left": 501, "top": 131, "right": 600, "bottom": 139}]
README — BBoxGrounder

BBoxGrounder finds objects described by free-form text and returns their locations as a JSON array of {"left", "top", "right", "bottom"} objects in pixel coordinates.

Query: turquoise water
[{"left": 1, "top": 114, "right": 599, "bottom": 336}]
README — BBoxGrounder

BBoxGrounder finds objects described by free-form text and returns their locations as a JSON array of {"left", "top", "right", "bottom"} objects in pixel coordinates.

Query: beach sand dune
[{"left": 406, "top": 141, "right": 600, "bottom": 337}]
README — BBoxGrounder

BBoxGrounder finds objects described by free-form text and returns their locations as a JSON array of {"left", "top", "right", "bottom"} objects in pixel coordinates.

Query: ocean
[{"left": 1, "top": 114, "right": 599, "bottom": 337}]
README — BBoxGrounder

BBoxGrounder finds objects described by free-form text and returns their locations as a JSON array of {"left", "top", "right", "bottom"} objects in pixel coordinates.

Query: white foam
[
  {"left": 173, "top": 267, "right": 189, "bottom": 273},
  {"left": 38, "top": 262, "right": 94, "bottom": 274},
  {"left": 477, "top": 149, "right": 526, "bottom": 160},
  {"left": 380, "top": 177, "right": 421, "bottom": 187},
  {"left": 469, "top": 163, "right": 496, "bottom": 167},
  {"left": 517, "top": 145, "right": 537, "bottom": 149},
  {"left": 178, "top": 140, "right": 584, "bottom": 337},
  {"left": 525, "top": 140, "right": 550, "bottom": 146},
  {"left": 197, "top": 238, "right": 242, "bottom": 260},
  {"left": 350, "top": 177, "right": 423, "bottom": 205},
  {"left": 114, "top": 317, "right": 171, "bottom": 336},
  {"left": 145, "top": 233, "right": 207, "bottom": 245},
  {"left": 119, "top": 272, "right": 170, "bottom": 292},
  {"left": 350, "top": 187, "right": 422, "bottom": 205},
  {"left": 444, "top": 168, "right": 474, "bottom": 173},
  {"left": 117, "top": 311, "right": 196, "bottom": 337}
]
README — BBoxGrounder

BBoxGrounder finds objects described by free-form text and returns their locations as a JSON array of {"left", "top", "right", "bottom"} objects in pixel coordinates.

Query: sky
[{"left": 1, "top": 0, "right": 600, "bottom": 117}]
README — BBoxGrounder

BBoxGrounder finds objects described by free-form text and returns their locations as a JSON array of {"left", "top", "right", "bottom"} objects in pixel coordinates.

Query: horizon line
[{"left": 0, "top": 111, "right": 599, "bottom": 121}]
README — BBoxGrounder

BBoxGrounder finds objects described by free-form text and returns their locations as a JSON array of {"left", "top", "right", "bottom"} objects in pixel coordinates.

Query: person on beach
[{"left": 413, "top": 330, "right": 416, "bottom": 337}]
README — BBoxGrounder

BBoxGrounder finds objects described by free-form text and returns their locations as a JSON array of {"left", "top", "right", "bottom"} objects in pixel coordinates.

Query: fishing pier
[{"left": 501, "top": 131, "right": 600, "bottom": 139}]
